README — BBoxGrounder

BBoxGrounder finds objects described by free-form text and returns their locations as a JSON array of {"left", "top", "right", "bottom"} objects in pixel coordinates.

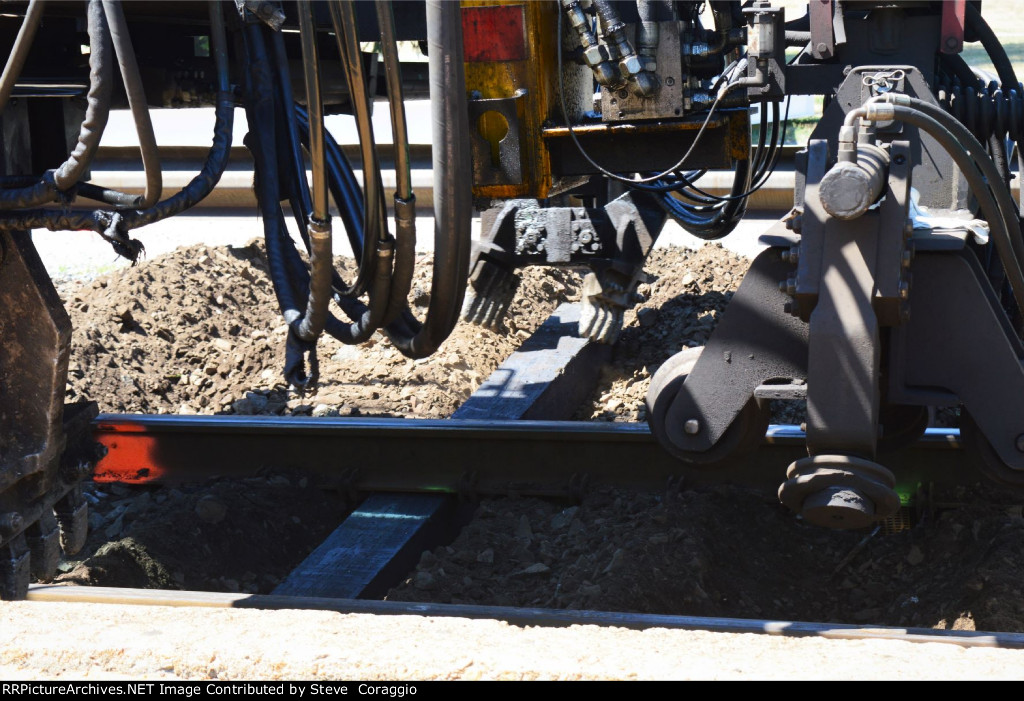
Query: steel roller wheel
[{"left": 646, "top": 346, "right": 769, "bottom": 467}]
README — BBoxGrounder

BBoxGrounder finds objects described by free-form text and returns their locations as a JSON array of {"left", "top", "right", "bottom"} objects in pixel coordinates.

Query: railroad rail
[
  {"left": 91, "top": 415, "right": 970, "bottom": 496},
  {"left": 25, "top": 583, "right": 1024, "bottom": 651}
]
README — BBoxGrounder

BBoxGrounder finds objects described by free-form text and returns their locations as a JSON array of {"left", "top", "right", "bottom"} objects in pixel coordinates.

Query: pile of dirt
[
  {"left": 575, "top": 244, "right": 748, "bottom": 423},
  {"left": 389, "top": 484, "right": 1024, "bottom": 633},
  {"left": 63, "top": 240, "right": 580, "bottom": 418}
]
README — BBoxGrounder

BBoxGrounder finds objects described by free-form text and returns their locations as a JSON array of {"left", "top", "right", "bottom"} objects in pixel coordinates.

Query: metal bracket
[{"left": 468, "top": 90, "right": 526, "bottom": 187}]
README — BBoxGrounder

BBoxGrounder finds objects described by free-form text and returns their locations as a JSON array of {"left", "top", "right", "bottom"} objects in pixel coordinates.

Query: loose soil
[{"left": 48, "top": 239, "right": 1024, "bottom": 634}]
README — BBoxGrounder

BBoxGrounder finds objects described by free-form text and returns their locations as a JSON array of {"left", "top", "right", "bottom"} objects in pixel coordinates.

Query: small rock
[
  {"left": 517, "top": 563, "right": 550, "bottom": 576},
  {"left": 476, "top": 548, "right": 494, "bottom": 564},
  {"left": 315, "top": 393, "right": 344, "bottom": 406},
  {"left": 419, "top": 550, "right": 437, "bottom": 568},
  {"left": 332, "top": 346, "right": 363, "bottom": 362},
  {"left": 103, "top": 514, "right": 124, "bottom": 539},
  {"left": 603, "top": 548, "right": 626, "bottom": 574},
  {"left": 681, "top": 272, "right": 695, "bottom": 286},
  {"left": 178, "top": 404, "right": 197, "bottom": 415},
  {"left": 515, "top": 515, "right": 533, "bottom": 540},
  {"left": 636, "top": 308, "right": 658, "bottom": 327},
  {"left": 550, "top": 506, "right": 579, "bottom": 531},
  {"left": 413, "top": 571, "right": 436, "bottom": 590},
  {"left": 212, "top": 338, "right": 233, "bottom": 352},
  {"left": 195, "top": 495, "right": 227, "bottom": 524},
  {"left": 578, "top": 584, "right": 602, "bottom": 597},
  {"left": 906, "top": 545, "right": 925, "bottom": 566},
  {"left": 648, "top": 533, "right": 669, "bottom": 545},
  {"left": 312, "top": 404, "right": 339, "bottom": 417}
]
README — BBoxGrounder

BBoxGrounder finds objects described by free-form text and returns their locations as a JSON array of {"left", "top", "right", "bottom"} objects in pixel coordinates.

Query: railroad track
[
  {"left": 23, "top": 583, "right": 1024, "bottom": 651},
  {"left": 9, "top": 301, "right": 1017, "bottom": 677}
]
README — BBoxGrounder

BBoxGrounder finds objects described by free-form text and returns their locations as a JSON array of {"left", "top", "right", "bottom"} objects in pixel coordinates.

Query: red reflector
[{"left": 462, "top": 5, "right": 527, "bottom": 62}]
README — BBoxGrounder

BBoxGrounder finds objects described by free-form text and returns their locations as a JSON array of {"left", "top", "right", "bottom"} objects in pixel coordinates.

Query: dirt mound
[{"left": 63, "top": 240, "right": 581, "bottom": 418}]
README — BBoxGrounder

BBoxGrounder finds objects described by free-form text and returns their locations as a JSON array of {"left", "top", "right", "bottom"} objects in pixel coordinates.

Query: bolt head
[
  {"left": 582, "top": 45, "right": 605, "bottom": 67},
  {"left": 620, "top": 54, "right": 642, "bottom": 77},
  {"left": 1016, "top": 434, "right": 1024, "bottom": 452},
  {"left": 683, "top": 419, "right": 700, "bottom": 435}
]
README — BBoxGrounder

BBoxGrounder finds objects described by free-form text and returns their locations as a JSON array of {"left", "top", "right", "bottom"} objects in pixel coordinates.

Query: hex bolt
[
  {"left": 1016, "top": 434, "right": 1024, "bottom": 452},
  {"left": 683, "top": 419, "right": 700, "bottom": 435},
  {"left": 0, "top": 512, "right": 24, "bottom": 536},
  {"left": 665, "top": 77, "right": 675, "bottom": 86}
]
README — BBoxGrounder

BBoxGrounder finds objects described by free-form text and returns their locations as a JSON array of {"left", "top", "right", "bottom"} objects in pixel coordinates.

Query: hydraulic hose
[
  {"left": 241, "top": 21, "right": 302, "bottom": 320},
  {"left": 291, "top": 0, "right": 332, "bottom": 345},
  {"left": 117, "top": 0, "right": 232, "bottom": 229},
  {"left": 859, "top": 100, "right": 1024, "bottom": 316},
  {"left": 876, "top": 94, "right": 1024, "bottom": 264},
  {"left": 964, "top": 2, "right": 1024, "bottom": 213},
  {"left": 101, "top": 0, "right": 161, "bottom": 208},
  {"left": 0, "top": 0, "right": 113, "bottom": 210},
  {"left": 1, "top": 0, "right": 232, "bottom": 252},
  {"left": 0, "top": 0, "right": 45, "bottom": 115},
  {"left": 271, "top": 31, "right": 313, "bottom": 243},
  {"left": 386, "top": 0, "right": 473, "bottom": 358},
  {"left": 376, "top": 0, "right": 417, "bottom": 327},
  {"left": 327, "top": 0, "right": 387, "bottom": 300}
]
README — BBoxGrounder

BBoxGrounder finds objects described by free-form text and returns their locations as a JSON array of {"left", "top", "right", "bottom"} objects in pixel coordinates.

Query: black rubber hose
[
  {"left": 883, "top": 102, "right": 1024, "bottom": 314},
  {"left": 0, "top": 0, "right": 45, "bottom": 115},
  {"left": 291, "top": 0, "right": 332, "bottom": 344},
  {"left": 963, "top": 3, "right": 1024, "bottom": 213},
  {"left": 659, "top": 158, "right": 751, "bottom": 239},
  {"left": 241, "top": 21, "right": 302, "bottom": 319},
  {"left": 122, "top": 94, "right": 233, "bottom": 228},
  {"left": 53, "top": 0, "right": 113, "bottom": 191},
  {"left": 0, "top": 0, "right": 113, "bottom": 210},
  {"left": 271, "top": 31, "right": 313, "bottom": 244},
  {"left": 965, "top": 3, "right": 1020, "bottom": 91},
  {"left": 295, "top": 107, "right": 364, "bottom": 257},
  {"left": 0, "top": 1, "right": 230, "bottom": 245},
  {"left": 385, "top": 0, "right": 472, "bottom": 358},
  {"left": 102, "top": 0, "right": 161, "bottom": 208},
  {"left": 376, "top": 0, "right": 417, "bottom": 327},
  {"left": 327, "top": 0, "right": 387, "bottom": 300}
]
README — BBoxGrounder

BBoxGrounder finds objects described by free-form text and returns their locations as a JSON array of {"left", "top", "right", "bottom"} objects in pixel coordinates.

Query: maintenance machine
[{"left": 1, "top": 0, "right": 1022, "bottom": 598}]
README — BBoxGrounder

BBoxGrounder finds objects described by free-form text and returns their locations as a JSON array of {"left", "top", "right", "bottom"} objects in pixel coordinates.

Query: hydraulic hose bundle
[
  {"left": 0, "top": 0, "right": 234, "bottom": 262},
  {"left": 241, "top": 0, "right": 472, "bottom": 387}
]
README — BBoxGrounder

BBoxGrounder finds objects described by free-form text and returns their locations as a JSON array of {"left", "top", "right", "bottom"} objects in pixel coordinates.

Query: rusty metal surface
[
  {"left": 0, "top": 231, "right": 96, "bottom": 598},
  {"left": 462, "top": 0, "right": 570, "bottom": 200}
]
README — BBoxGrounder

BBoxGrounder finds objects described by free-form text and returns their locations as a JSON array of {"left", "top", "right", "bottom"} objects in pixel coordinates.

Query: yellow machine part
[
  {"left": 461, "top": 0, "right": 560, "bottom": 199},
  {"left": 460, "top": 1, "right": 749, "bottom": 198}
]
